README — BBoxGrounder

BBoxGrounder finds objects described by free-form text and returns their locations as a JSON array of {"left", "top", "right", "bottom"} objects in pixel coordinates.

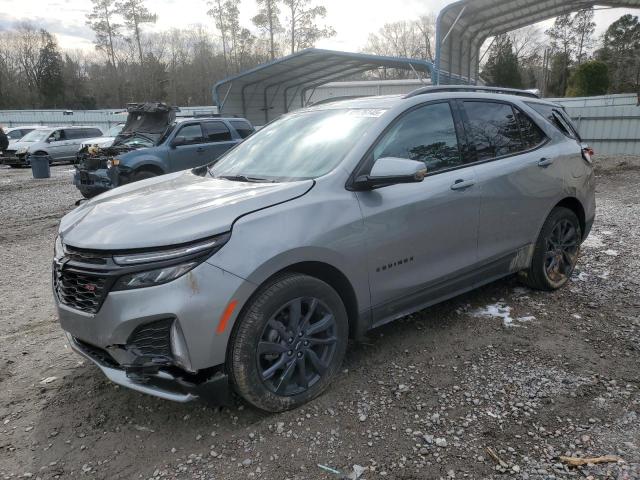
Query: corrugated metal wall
[{"left": 0, "top": 106, "right": 219, "bottom": 131}]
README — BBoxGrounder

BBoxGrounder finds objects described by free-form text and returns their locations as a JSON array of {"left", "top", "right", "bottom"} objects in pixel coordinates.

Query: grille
[
  {"left": 4, "top": 149, "right": 16, "bottom": 157},
  {"left": 74, "top": 338, "right": 120, "bottom": 368},
  {"left": 53, "top": 265, "right": 108, "bottom": 314},
  {"left": 127, "top": 319, "right": 173, "bottom": 358},
  {"left": 64, "top": 246, "right": 109, "bottom": 265}
]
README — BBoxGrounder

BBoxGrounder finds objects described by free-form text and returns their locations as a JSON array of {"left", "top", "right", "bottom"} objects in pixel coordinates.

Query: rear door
[
  {"left": 201, "top": 121, "right": 239, "bottom": 164},
  {"left": 461, "top": 100, "right": 563, "bottom": 269},
  {"left": 168, "top": 122, "right": 209, "bottom": 170},
  {"left": 355, "top": 101, "right": 481, "bottom": 322}
]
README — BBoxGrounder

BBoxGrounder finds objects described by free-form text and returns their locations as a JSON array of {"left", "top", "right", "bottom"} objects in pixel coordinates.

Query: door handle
[
  {"left": 538, "top": 157, "right": 554, "bottom": 167},
  {"left": 450, "top": 179, "right": 475, "bottom": 191}
]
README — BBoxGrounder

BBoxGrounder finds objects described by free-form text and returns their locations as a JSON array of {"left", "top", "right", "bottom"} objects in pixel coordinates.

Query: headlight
[
  {"left": 113, "top": 261, "right": 198, "bottom": 290},
  {"left": 16, "top": 147, "right": 28, "bottom": 155},
  {"left": 106, "top": 158, "right": 119, "bottom": 169},
  {"left": 112, "top": 234, "right": 229, "bottom": 266},
  {"left": 54, "top": 235, "right": 64, "bottom": 260}
]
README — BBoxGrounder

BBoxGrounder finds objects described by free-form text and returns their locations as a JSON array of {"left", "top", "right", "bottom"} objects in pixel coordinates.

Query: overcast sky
[{"left": 0, "top": 0, "right": 637, "bottom": 53}]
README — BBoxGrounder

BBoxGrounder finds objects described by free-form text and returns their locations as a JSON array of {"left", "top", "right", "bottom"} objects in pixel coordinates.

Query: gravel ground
[{"left": 0, "top": 159, "right": 639, "bottom": 480}]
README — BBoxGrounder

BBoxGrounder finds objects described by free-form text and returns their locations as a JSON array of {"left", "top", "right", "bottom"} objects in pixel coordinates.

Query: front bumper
[
  {"left": 73, "top": 168, "right": 115, "bottom": 192},
  {"left": 55, "top": 259, "right": 255, "bottom": 403},
  {"left": 2, "top": 154, "right": 28, "bottom": 166}
]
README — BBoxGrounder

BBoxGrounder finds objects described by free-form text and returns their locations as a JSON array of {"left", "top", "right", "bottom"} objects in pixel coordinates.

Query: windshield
[
  {"left": 208, "top": 108, "right": 383, "bottom": 181},
  {"left": 107, "top": 124, "right": 124, "bottom": 137},
  {"left": 120, "top": 135, "right": 154, "bottom": 148},
  {"left": 20, "top": 130, "right": 50, "bottom": 143}
]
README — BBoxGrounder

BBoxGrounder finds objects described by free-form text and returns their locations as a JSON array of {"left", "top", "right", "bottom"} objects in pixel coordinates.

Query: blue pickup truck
[{"left": 75, "top": 103, "right": 254, "bottom": 198}]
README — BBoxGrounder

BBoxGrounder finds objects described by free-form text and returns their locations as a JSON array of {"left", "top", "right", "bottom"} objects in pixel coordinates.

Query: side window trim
[{"left": 349, "top": 100, "right": 467, "bottom": 185}]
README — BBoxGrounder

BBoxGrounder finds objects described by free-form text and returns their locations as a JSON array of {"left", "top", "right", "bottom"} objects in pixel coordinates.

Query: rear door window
[
  {"left": 462, "top": 101, "right": 522, "bottom": 160},
  {"left": 229, "top": 120, "right": 254, "bottom": 139},
  {"left": 526, "top": 102, "right": 581, "bottom": 140},
  {"left": 372, "top": 101, "right": 463, "bottom": 174},
  {"left": 203, "top": 121, "right": 233, "bottom": 142},
  {"left": 64, "top": 129, "right": 85, "bottom": 140}
]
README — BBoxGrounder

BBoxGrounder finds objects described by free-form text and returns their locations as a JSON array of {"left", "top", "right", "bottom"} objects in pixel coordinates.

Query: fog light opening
[{"left": 170, "top": 321, "right": 194, "bottom": 373}]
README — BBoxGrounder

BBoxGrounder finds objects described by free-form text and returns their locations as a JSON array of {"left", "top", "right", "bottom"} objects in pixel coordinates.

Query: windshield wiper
[{"left": 217, "top": 175, "right": 276, "bottom": 183}]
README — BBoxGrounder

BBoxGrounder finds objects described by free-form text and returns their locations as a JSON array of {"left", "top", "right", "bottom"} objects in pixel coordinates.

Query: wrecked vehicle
[
  {"left": 54, "top": 87, "right": 595, "bottom": 412},
  {"left": 74, "top": 102, "right": 254, "bottom": 198}
]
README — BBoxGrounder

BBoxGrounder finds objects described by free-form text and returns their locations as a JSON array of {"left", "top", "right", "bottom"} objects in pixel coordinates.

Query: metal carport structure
[
  {"left": 435, "top": 0, "right": 640, "bottom": 85},
  {"left": 212, "top": 49, "right": 433, "bottom": 125}
]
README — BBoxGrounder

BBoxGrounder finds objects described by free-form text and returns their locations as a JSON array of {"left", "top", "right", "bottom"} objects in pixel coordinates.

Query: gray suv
[{"left": 53, "top": 87, "right": 595, "bottom": 412}]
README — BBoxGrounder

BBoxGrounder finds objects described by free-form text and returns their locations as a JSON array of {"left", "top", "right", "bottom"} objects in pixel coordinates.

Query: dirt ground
[{"left": 0, "top": 160, "right": 639, "bottom": 480}]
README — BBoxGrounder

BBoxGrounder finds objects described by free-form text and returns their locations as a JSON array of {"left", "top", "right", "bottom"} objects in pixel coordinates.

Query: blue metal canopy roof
[{"left": 212, "top": 48, "right": 434, "bottom": 125}]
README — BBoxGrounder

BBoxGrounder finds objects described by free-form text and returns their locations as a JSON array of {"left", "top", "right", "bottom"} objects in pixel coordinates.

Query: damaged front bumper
[
  {"left": 66, "top": 332, "right": 232, "bottom": 403},
  {"left": 73, "top": 167, "right": 116, "bottom": 193}
]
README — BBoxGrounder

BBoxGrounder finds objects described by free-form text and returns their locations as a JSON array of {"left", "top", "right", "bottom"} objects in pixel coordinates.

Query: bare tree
[
  {"left": 282, "top": 0, "right": 335, "bottom": 54},
  {"left": 416, "top": 14, "right": 436, "bottom": 61},
  {"left": 116, "top": 0, "right": 157, "bottom": 67},
  {"left": 86, "top": 0, "right": 121, "bottom": 68},
  {"left": 252, "top": 0, "right": 282, "bottom": 60},
  {"left": 573, "top": 8, "right": 596, "bottom": 65}
]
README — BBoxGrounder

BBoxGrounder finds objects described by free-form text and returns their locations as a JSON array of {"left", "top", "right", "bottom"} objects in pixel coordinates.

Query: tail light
[{"left": 581, "top": 145, "right": 594, "bottom": 164}]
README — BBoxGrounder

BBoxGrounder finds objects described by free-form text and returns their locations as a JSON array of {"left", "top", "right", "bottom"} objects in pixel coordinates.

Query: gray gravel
[{"left": 0, "top": 160, "right": 639, "bottom": 480}]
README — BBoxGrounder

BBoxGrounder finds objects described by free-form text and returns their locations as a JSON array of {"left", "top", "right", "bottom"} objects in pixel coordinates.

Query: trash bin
[{"left": 30, "top": 154, "right": 51, "bottom": 179}]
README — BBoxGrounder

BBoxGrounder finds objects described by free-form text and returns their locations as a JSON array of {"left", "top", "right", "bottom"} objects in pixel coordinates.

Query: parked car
[
  {"left": 5, "top": 126, "right": 40, "bottom": 145},
  {"left": 77, "top": 123, "right": 126, "bottom": 151},
  {"left": 3, "top": 126, "right": 104, "bottom": 167},
  {"left": 74, "top": 105, "right": 254, "bottom": 198},
  {"left": 53, "top": 86, "right": 595, "bottom": 412}
]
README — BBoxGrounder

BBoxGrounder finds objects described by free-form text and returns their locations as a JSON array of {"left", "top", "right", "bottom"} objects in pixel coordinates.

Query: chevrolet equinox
[{"left": 53, "top": 86, "right": 595, "bottom": 412}]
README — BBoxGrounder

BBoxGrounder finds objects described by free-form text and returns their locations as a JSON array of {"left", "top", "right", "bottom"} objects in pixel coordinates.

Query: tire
[
  {"left": 229, "top": 273, "right": 349, "bottom": 412},
  {"left": 520, "top": 207, "right": 582, "bottom": 291},
  {"left": 131, "top": 170, "right": 158, "bottom": 182}
]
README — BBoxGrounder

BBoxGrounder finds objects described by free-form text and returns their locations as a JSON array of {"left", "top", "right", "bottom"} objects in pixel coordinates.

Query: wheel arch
[
  {"left": 134, "top": 163, "right": 165, "bottom": 176},
  {"left": 554, "top": 197, "right": 586, "bottom": 239}
]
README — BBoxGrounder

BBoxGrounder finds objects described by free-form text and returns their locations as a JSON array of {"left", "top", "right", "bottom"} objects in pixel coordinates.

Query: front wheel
[
  {"left": 229, "top": 274, "right": 348, "bottom": 412},
  {"left": 521, "top": 207, "right": 582, "bottom": 290}
]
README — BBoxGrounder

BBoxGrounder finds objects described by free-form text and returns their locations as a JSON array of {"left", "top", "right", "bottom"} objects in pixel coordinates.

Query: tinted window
[
  {"left": 229, "top": 120, "right": 254, "bottom": 139},
  {"left": 515, "top": 109, "right": 546, "bottom": 150},
  {"left": 203, "top": 122, "right": 232, "bottom": 142},
  {"left": 526, "top": 102, "right": 579, "bottom": 139},
  {"left": 7, "top": 130, "right": 23, "bottom": 140},
  {"left": 86, "top": 128, "right": 103, "bottom": 138},
  {"left": 373, "top": 102, "right": 462, "bottom": 174},
  {"left": 463, "top": 101, "right": 521, "bottom": 160},
  {"left": 64, "top": 129, "right": 86, "bottom": 140},
  {"left": 175, "top": 124, "right": 204, "bottom": 145}
]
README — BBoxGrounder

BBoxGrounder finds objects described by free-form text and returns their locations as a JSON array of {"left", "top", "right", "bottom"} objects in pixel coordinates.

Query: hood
[
  {"left": 114, "top": 102, "right": 177, "bottom": 145},
  {"left": 60, "top": 170, "right": 314, "bottom": 250},
  {"left": 8, "top": 140, "right": 34, "bottom": 152},
  {"left": 81, "top": 136, "right": 116, "bottom": 148}
]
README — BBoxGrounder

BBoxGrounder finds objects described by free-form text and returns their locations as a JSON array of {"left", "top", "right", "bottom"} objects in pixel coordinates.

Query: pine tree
[
  {"left": 482, "top": 34, "right": 522, "bottom": 88},
  {"left": 115, "top": 0, "right": 156, "bottom": 67},
  {"left": 86, "top": 0, "right": 121, "bottom": 68},
  {"left": 252, "top": 0, "right": 282, "bottom": 60}
]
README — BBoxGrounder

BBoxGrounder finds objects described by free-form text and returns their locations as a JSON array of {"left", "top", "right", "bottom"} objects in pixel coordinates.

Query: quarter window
[
  {"left": 372, "top": 102, "right": 463, "bottom": 174},
  {"left": 514, "top": 109, "right": 546, "bottom": 150},
  {"left": 176, "top": 124, "right": 204, "bottom": 145},
  {"left": 203, "top": 122, "right": 232, "bottom": 142},
  {"left": 463, "top": 101, "right": 522, "bottom": 160}
]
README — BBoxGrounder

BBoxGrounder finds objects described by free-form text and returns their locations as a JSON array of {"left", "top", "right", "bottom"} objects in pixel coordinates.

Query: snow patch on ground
[
  {"left": 472, "top": 302, "right": 536, "bottom": 327},
  {"left": 604, "top": 249, "right": 619, "bottom": 256},
  {"left": 582, "top": 234, "right": 605, "bottom": 248}
]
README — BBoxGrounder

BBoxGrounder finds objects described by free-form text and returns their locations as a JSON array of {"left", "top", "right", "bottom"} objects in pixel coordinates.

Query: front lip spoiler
[{"left": 66, "top": 333, "right": 232, "bottom": 405}]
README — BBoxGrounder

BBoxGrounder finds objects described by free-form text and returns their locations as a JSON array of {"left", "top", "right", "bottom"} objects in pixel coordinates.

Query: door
[
  {"left": 460, "top": 100, "right": 564, "bottom": 267},
  {"left": 62, "top": 129, "right": 87, "bottom": 160},
  {"left": 355, "top": 101, "right": 481, "bottom": 322},
  {"left": 202, "top": 121, "right": 240, "bottom": 164},
  {"left": 168, "top": 122, "right": 209, "bottom": 170},
  {"left": 46, "top": 129, "right": 72, "bottom": 161}
]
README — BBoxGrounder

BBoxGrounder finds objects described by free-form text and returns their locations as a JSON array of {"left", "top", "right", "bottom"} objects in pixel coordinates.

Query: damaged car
[
  {"left": 74, "top": 102, "right": 254, "bottom": 198},
  {"left": 54, "top": 87, "right": 595, "bottom": 412}
]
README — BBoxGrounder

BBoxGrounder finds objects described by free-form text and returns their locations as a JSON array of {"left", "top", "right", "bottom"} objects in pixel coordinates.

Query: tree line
[
  {"left": 481, "top": 10, "right": 640, "bottom": 97},
  {"left": 0, "top": 0, "right": 335, "bottom": 109},
  {"left": 0, "top": 3, "right": 638, "bottom": 110}
]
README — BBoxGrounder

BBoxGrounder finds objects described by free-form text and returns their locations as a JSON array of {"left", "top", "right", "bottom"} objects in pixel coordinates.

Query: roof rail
[{"left": 404, "top": 85, "right": 540, "bottom": 99}]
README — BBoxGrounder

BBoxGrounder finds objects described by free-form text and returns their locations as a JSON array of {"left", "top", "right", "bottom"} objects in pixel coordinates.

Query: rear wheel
[
  {"left": 229, "top": 274, "right": 348, "bottom": 412},
  {"left": 521, "top": 207, "right": 581, "bottom": 290}
]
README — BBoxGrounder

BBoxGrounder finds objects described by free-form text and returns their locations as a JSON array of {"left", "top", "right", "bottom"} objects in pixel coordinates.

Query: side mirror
[
  {"left": 172, "top": 136, "right": 186, "bottom": 147},
  {"left": 353, "top": 157, "right": 427, "bottom": 190}
]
